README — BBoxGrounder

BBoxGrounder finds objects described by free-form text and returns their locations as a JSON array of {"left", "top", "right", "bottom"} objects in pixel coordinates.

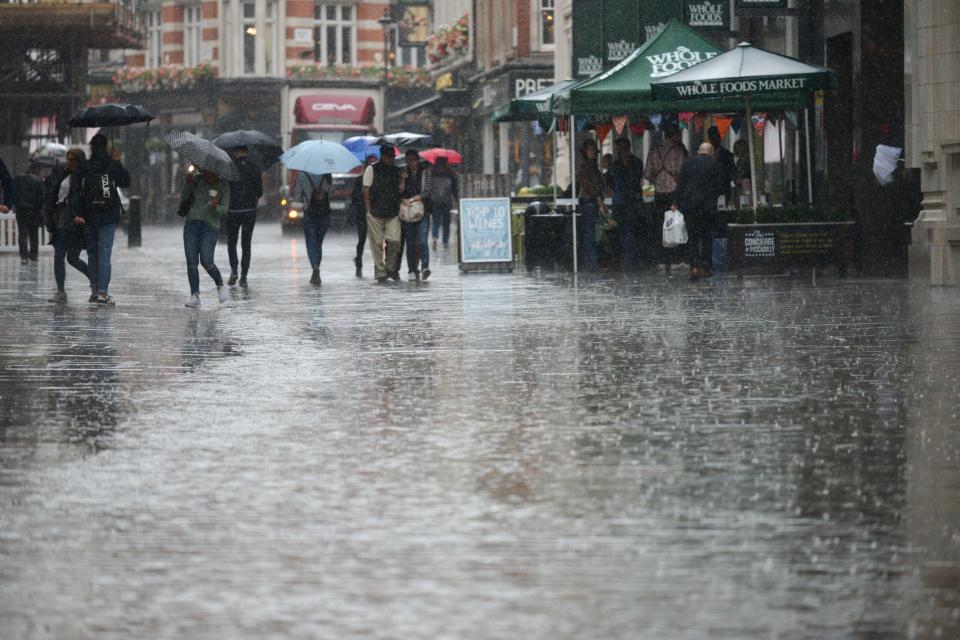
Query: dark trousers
[
  {"left": 577, "top": 198, "right": 599, "bottom": 273},
  {"left": 654, "top": 194, "right": 686, "bottom": 267},
  {"left": 613, "top": 202, "right": 643, "bottom": 272},
  {"left": 686, "top": 207, "right": 717, "bottom": 272},
  {"left": 17, "top": 217, "right": 39, "bottom": 260},
  {"left": 53, "top": 227, "right": 88, "bottom": 290},
  {"left": 431, "top": 202, "right": 452, "bottom": 245},
  {"left": 226, "top": 210, "right": 256, "bottom": 276},
  {"left": 354, "top": 205, "right": 367, "bottom": 261},
  {"left": 183, "top": 219, "right": 223, "bottom": 295},
  {"left": 303, "top": 216, "right": 329, "bottom": 269}
]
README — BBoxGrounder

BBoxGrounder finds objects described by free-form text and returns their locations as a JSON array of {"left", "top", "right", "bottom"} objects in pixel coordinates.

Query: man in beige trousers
[{"left": 363, "top": 145, "right": 403, "bottom": 282}]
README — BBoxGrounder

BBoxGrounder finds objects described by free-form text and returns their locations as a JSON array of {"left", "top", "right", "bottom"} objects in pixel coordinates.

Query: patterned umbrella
[{"left": 163, "top": 131, "right": 240, "bottom": 181}]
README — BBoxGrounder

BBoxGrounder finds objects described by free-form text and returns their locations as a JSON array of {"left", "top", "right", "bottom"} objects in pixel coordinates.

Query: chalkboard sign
[
  {"left": 728, "top": 222, "right": 854, "bottom": 275},
  {"left": 459, "top": 197, "right": 514, "bottom": 270}
]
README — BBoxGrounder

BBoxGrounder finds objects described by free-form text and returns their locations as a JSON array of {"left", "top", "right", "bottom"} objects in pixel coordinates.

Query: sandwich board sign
[{"left": 458, "top": 197, "right": 513, "bottom": 271}]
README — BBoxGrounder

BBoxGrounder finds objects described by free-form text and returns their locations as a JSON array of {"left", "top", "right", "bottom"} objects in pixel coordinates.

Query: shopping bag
[{"left": 662, "top": 210, "right": 688, "bottom": 248}]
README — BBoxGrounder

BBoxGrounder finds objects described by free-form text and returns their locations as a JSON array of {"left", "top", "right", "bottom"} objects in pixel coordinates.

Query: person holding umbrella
[
  {"left": 70, "top": 134, "right": 131, "bottom": 306},
  {"left": 350, "top": 154, "right": 378, "bottom": 278},
  {"left": 178, "top": 169, "right": 230, "bottom": 307},
  {"left": 363, "top": 144, "right": 403, "bottom": 282},
  {"left": 293, "top": 169, "right": 333, "bottom": 286},
  {"left": 225, "top": 147, "right": 263, "bottom": 287}
]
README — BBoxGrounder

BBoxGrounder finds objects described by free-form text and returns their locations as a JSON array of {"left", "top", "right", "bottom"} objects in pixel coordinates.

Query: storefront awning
[{"left": 491, "top": 78, "right": 581, "bottom": 123}]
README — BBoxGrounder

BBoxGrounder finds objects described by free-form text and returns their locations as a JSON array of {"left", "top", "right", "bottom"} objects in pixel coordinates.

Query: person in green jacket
[{"left": 179, "top": 169, "right": 230, "bottom": 307}]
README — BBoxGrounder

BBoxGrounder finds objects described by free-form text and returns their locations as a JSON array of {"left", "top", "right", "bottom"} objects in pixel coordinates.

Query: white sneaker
[
  {"left": 185, "top": 294, "right": 201, "bottom": 308},
  {"left": 217, "top": 286, "right": 228, "bottom": 304}
]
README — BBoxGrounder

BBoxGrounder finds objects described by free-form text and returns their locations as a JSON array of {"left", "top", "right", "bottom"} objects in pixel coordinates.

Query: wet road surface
[{"left": 1, "top": 225, "right": 959, "bottom": 639}]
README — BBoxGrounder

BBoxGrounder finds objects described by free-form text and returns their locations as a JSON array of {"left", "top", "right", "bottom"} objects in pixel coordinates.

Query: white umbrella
[{"left": 280, "top": 140, "right": 361, "bottom": 174}]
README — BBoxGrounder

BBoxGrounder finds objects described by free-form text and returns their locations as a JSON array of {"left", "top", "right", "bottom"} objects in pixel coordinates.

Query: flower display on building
[
  {"left": 287, "top": 65, "right": 432, "bottom": 88},
  {"left": 113, "top": 64, "right": 217, "bottom": 93},
  {"left": 426, "top": 13, "right": 469, "bottom": 67}
]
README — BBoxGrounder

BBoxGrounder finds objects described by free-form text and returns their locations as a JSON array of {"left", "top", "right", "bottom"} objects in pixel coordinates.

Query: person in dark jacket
[
  {"left": 0, "top": 157, "right": 13, "bottom": 213},
  {"left": 396, "top": 149, "right": 431, "bottom": 280},
  {"left": 45, "top": 148, "right": 91, "bottom": 303},
  {"left": 225, "top": 147, "right": 263, "bottom": 287},
  {"left": 70, "top": 133, "right": 131, "bottom": 306},
  {"left": 363, "top": 145, "right": 402, "bottom": 283},
  {"left": 350, "top": 154, "right": 377, "bottom": 278},
  {"left": 608, "top": 138, "right": 645, "bottom": 271},
  {"left": 708, "top": 126, "right": 735, "bottom": 206},
  {"left": 428, "top": 156, "right": 458, "bottom": 250},
  {"left": 672, "top": 142, "right": 725, "bottom": 280},
  {"left": 13, "top": 163, "right": 46, "bottom": 264}
]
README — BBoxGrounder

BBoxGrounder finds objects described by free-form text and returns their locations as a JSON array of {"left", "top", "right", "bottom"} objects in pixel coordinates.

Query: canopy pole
[
  {"left": 804, "top": 108, "right": 814, "bottom": 205},
  {"left": 746, "top": 97, "right": 759, "bottom": 221},
  {"left": 553, "top": 124, "right": 558, "bottom": 209},
  {"left": 570, "top": 114, "right": 578, "bottom": 274}
]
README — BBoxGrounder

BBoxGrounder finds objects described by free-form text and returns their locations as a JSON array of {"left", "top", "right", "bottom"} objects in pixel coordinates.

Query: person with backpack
[
  {"left": 178, "top": 169, "right": 230, "bottom": 307},
  {"left": 429, "top": 156, "right": 458, "bottom": 250},
  {"left": 12, "top": 162, "right": 46, "bottom": 265},
  {"left": 363, "top": 144, "right": 403, "bottom": 283},
  {"left": 293, "top": 169, "right": 332, "bottom": 286},
  {"left": 397, "top": 149, "right": 431, "bottom": 280},
  {"left": 70, "top": 133, "right": 131, "bottom": 306},
  {"left": 225, "top": 147, "right": 263, "bottom": 288},
  {"left": 44, "top": 148, "right": 91, "bottom": 303},
  {"left": 350, "top": 155, "right": 377, "bottom": 278}
]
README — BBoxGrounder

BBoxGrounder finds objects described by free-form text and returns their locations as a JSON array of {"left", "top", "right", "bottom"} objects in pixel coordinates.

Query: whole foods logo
[
  {"left": 607, "top": 39, "right": 637, "bottom": 62},
  {"left": 646, "top": 46, "right": 719, "bottom": 78},
  {"left": 687, "top": 1, "right": 725, "bottom": 28},
  {"left": 644, "top": 22, "right": 667, "bottom": 42},
  {"left": 577, "top": 54, "right": 602, "bottom": 77}
]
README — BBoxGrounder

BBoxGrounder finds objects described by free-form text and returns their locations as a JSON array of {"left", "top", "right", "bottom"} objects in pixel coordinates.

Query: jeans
[
  {"left": 613, "top": 202, "right": 643, "bottom": 272},
  {"left": 183, "top": 219, "right": 223, "bottom": 295},
  {"left": 53, "top": 227, "right": 88, "bottom": 290},
  {"left": 16, "top": 218, "right": 39, "bottom": 260},
  {"left": 431, "top": 202, "right": 452, "bottom": 245},
  {"left": 577, "top": 198, "right": 599, "bottom": 273},
  {"left": 402, "top": 217, "right": 429, "bottom": 273},
  {"left": 353, "top": 204, "right": 367, "bottom": 260},
  {"left": 84, "top": 222, "right": 117, "bottom": 294},
  {"left": 226, "top": 209, "right": 256, "bottom": 276},
  {"left": 303, "top": 215, "right": 329, "bottom": 269}
]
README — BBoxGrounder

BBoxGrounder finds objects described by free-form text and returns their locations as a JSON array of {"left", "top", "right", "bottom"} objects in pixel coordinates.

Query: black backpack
[{"left": 82, "top": 169, "right": 117, "bottom": 218}]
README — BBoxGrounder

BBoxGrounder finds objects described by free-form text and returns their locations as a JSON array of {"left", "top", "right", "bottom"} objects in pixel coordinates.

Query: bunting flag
[
  {"left": 576, "top": 116, "right": 588, "bottom": 132},
  {"left": 595, "top": 123, "right": 612, "bottom": 144},
  {"left": 784, "top": 111, "right": 798, "bottom": 128},
  {"left": 752, "top": 114, "right": 766, "bottom": 135},
  {"left": 630, "top": 122, "right": 645, "bottom": 137},
  {"left": 714, "top": 115, "right": 733, "bottom": 139},
  {"left": 612, "top": 115, "right": 628, "bottom": 135},
  {"left": 692, "top": 113, "right": 708, "bottom": 132},
  {"left": 649, "top": 113, "right": 662, "bottom": 130},
  {"left": 730, "top": 116, "right": 742, "bottom": 134},
  {"left": 678, "top": 111, "right": 695, "bottom": 125}
]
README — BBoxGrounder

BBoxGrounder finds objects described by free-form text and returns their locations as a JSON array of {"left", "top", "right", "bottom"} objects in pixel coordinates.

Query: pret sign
[{"left": 459, "top": 198, "right": 513, "bottom": 265}]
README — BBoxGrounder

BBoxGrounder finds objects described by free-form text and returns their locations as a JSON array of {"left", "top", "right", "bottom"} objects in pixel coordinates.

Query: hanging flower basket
[
  {"left": 426, "top": 13, "right": 469, "bottom": 67},
  {"left": 113, "top": 63, "right": 218, "bottom": 94}
]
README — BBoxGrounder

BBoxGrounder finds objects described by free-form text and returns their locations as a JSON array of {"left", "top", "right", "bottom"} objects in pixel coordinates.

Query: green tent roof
[
  {"left": 554, "top": 19, "right": 724, "bottom": 116},
  {"left": 491, "top": 78, "right": 581, "bottom": 123}
]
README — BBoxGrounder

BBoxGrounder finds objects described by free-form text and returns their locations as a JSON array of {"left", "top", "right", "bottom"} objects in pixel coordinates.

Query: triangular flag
[
  {"left": 629, "top": 122, "right": 645, "bottom": 137},
  {"left": 714, "top": 116, "right": 732, "bottom": 140},
  {"left": 693, "top": 113, "right": 708, "bottom": 132},
  {"left": 595, "top": 123, "right": 611, "bottom": 144},
  {"left": 678, "top": 111, "right": 695, "bottom": 125},
  {"left": 649, "top": 113, "right": 662, "bottom": 130},
  {"left": 612, "top": 115, "right": 628, "bottom": 135},
  {"left": 575, "top": 116, "right": 588, "bottom": 132},
  {"left": 784, "top": 111, "right": 798, "bottom": 128},
  {"left": 730, "top": 116, "right": 742, "bottom": 134},
  {"left": 752, "top": 114, "right": 766, "bottom": 135}
]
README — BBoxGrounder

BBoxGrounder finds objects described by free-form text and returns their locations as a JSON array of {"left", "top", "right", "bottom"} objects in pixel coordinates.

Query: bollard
[{"left": 128, "top": 196, "right": 142, "bottom": 248}]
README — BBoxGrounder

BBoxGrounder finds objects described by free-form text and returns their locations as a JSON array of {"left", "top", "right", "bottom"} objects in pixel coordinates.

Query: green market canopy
[
  {"left": 491, "top": 78, "right": 581, "bottom": 125},
  {"left": 650, "top": 42, "right": 837, "bottom": 110},
  {"left": 553, "top": 19, "right": 723, "bottom": 116}
]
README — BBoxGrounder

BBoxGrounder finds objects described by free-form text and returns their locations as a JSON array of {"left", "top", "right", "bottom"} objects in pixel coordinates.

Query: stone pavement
[{"left": 1, "top": 224, "right": 959, "bottom": 639}]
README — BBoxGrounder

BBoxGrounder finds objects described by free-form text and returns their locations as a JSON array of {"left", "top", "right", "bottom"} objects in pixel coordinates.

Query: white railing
[{"left": 0, "top": 213, "right": 51, "bottom": 253}]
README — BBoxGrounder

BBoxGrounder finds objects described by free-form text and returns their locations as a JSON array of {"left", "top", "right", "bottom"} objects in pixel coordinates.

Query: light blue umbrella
[{"left": 280, "top": 140, "right": 360, "bottom": 174}]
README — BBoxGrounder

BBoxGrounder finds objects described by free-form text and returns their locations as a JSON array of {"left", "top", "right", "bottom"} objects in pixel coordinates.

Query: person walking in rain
[
  {"left": 350, "top": 155, "right": 377, "bottom": 278},
  {"left": 429, "top": 156, "right": 458, "bottom": 250},
  {"left": 673, "top": 142, "right": 725, "bottom": 280},
  {"left": 363, "top": 144, "right": 403, "bottom": 283},
  {"left": 645, "top": 124, "right": 686, "bottom": 273},
  {"left": 707, "top": 126, "right": 736, "bottom": 205},
  {"left": 71, "top": 133, "right": 131, "bottom": 306},
  {"left": 179, "top": 169, "right": 230, "bottom": 307},
  {"left": 576, "top": 138, "right": 609, "bottom": 273},
  {"left": 293, "top": 169, "right": 332, "bottom": 286},
  {"left": 398, "top": 149, "right": 431, "bottom": 280},
  {"left": 45, "top": 148, "right": 91, "bottom": 303},
  {"left": 225, "top": 146, "right": 263, "bottom": 288},
  {"left": 0, "top": 156, "right": 13, "bottom": 214},
  {"left": 13, "top": 162, "right": 46, "bottom": 265},
  {"left": 608, "top": 138, "right": 645, "bottom": 271}
]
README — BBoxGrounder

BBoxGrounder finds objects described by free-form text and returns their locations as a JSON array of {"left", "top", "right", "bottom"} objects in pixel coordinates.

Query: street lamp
[{"left": 377, "top": 8, "right": 396, "bottom": 82}]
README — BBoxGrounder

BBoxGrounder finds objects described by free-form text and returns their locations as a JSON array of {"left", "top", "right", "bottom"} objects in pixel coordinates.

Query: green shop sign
[
  {"left": 736, "top": 0, "right": 787, "bottom": 8},
  {"left": 603, "top": 0, "right": 640, "bottom": 66},
  {"left": 572, "top": 0, "right": 604, "bottom": 78},
  {"left": 683, "top": 0, "right": 730, "bottom": 30},
  {"left": 641, "top": 0, "right": 681, "bottom": 42}
]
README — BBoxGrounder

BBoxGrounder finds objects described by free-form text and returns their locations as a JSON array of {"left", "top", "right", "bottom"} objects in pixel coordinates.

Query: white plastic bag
[{"left": 663, "top": 209, "right": 688, "bottom": 248}]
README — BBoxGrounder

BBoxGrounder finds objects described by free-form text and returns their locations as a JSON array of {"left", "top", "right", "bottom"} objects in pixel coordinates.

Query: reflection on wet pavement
[{"left": 1, "top": 226, "right": 959, "bottom": 638}]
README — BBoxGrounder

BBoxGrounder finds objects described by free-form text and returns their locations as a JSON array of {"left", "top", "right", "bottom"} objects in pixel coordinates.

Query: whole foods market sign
[
  {"left": 669, "top": 76, "right": 810, "bottom": 97},
  {"left": 684, "top": 1, "right": 729, "bottom": 30},
  {"left": 647, "top": 46, "right": 720, "bottom": 78}
]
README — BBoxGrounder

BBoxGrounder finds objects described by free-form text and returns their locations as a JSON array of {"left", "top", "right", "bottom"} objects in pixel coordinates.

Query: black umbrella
[
  {"left": 376, "top": 132, "right": 433, "bottom": 149},
  {"left": 163, "top": 131, "right": 240, "bottom": 181},
  {"left": 213, "top": 130, "right": 283, "bottom": 169},
  {"left": 67, "top": 103, "right": 154, "bottom": 128}
]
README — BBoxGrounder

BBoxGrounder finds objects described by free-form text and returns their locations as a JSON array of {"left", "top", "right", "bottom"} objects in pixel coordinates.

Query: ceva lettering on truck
[{"left": 311, "top": 103, "right": 358, "bottom": 112}]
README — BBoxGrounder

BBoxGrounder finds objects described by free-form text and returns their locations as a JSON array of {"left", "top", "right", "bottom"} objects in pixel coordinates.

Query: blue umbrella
[
  {"left": 280, "top": 140, "right": 360, "bottom": 174},
  {"left": 342, "top": 136, "right": 382, "bottom": 162}
]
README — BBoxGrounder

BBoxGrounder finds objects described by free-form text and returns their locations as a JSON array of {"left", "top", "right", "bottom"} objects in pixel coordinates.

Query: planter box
[{"left": 727, "top": 221, "right": 854, "bottom": 276}]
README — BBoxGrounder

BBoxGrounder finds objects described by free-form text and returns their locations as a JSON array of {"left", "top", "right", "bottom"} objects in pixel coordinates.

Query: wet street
[{"left": 1, "top": 224, "right": 959, "bottom": 639}]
